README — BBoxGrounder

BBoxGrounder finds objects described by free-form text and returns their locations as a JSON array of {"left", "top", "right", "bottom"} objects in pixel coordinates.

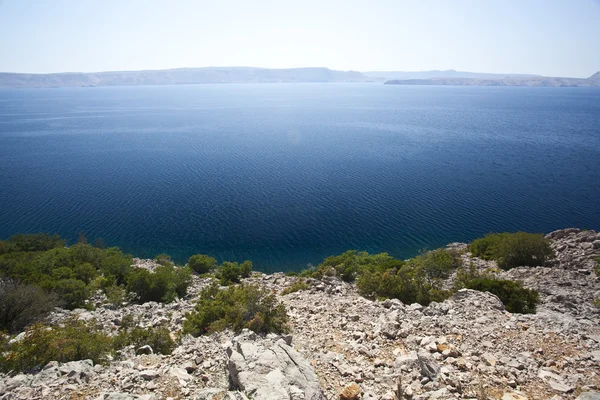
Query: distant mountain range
[
  {"left": 0, "top": 67, "right": 365, "bottom": 88},
  {"left": 0, "top": 67, "right": 598, "bottom": 88},
  {"left": 362, "top": 69, "right": 540, "bottom": 81}
]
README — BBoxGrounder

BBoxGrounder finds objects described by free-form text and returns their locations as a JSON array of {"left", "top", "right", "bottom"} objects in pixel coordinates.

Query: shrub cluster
[
  {"left": 0, "top": 235, "right": 133, "bottom": 309},
  {"left": 464, "top": 277, "right": 539, "bottom": 313},
  {"left": 126, "top": 265, "right": 192, "bottom": 303},
  {"left": 356, "top": 249, "right": 460, "bottom": 305},
  {"left": 0, "top": 233, "right": 193, "bottom": 332},
  {"left": 183, "top": 283, "right": 288, "bottom": 336},
  {"left": 0, "top": 281, "right": 58, "bottom": 333},
  {"left": 0, "top": 317, "right": 176, "bottom": 373},
  {"left": 452, "top": 264, "right": 540, "bottom": 314},
  {"left": 0, "top": 318, "right": 112, "bottom": 372},
  {"left": 187, "top": 254, "right": 217, "bottom": 274},
  {"left": 113, "top": 318, "right": 175, "bottom": 355},
  {"left": 313, "top": 250, "right": 404, "bottom": 282},
  {"left": 215, "top": 261, "right": 252, "bottom": 285},
  {"left": 469, "top": 232, "right": 554, "bottom": 270}
]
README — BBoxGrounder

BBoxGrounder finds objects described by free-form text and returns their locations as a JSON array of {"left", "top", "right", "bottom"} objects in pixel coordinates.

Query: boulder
[
  {"left": 226, "top": 330, "right": 324, "bottom": 400},
  {"left": 417, "top": 350, "right": 440, "bottom": 379}
]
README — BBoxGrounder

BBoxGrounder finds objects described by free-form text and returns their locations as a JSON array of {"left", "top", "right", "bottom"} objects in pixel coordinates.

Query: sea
[{"left": 0, "top": 83, "right": 599, "bottom": 272}]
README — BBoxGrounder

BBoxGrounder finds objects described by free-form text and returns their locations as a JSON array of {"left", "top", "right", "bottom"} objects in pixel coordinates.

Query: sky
[{"left": 1, "top": 0, "right": 599, "bottom": 77}]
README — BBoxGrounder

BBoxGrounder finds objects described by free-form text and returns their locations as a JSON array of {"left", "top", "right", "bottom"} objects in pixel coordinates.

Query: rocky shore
[{"left": 1, "top": 228, "right": 599, "bottom": 400}]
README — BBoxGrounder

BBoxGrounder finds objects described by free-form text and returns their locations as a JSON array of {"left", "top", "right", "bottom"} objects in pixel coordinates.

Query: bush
[
  {"left": 187, "top": 254, "right": 217, "bottom": 274},
  {"left": 315, "top": 250, "right": 404, "bottom": 282},
  {"left": 215, "top": 261, "right": 253, "bottom": 285},
  {"left": 104, "top": 284, "right": 127, "bottom": 307},
  {"left": 281, "top": 280, "right": 310, "bottom": 295},
  {"left": 49, "top": 278, "right": 89, "bottom": 309},
  {"left": 184, "top": 283, "right": 288, "bottom": 336},
  {"left": 414, "top": 249, "right": 460, "bottom": 281},
  {"left": 113, "top": 324, "right": 175, "bottom": 355},
  {"left": 464, "top": 277, "right": 539, "bottom": 313},
  {"left": 126, "top": 265, "right": 192, "bottom": 303},
  {"left": 154, "top": 253, "right": 174, "bottom": 267},
  {"left": 0, "top": 318, "right": 112, "bottom": 372},
  {"left": 469, "top": 232, "right": 554, "bottom": 270},
  {"left": 6, "top": 233, "right": 66, "bottom": 253},
  {"left": 0, "top": 281, "right": 58, "bottom": 333},
  {"left": 355, "top": 249, "right": 459, "bottom": 305}
]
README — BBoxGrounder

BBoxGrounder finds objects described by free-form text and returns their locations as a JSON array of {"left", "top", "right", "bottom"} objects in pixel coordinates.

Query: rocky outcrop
[{"left": 226, "top": 330, "right": 323, "bottom": 400}]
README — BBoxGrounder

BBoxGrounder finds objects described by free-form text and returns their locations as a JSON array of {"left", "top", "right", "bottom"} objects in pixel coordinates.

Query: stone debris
[{"left": 0, "top": 228, "right": 599, "bottom": 399}]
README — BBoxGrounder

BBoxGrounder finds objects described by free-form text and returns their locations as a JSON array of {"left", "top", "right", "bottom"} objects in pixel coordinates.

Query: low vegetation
[
  {"left": 356, "top": 249, "right": 459, "bottom": 305},
  {"left": 113, "top": 319, "right": 176, "bottom": 355},
  {"left": 281, "top": 279, "right": 310, "bottom": 295},
  {"left": 465, "top": 277, "right": 539, "bottom": 313},
  {"left": 313, "top": 242, "right": 539, "bottom": 313},
  {"left": 187, "top": 254, "right": 217, "bottom": 274},
  {"left": 0, "top": 229, "right": 551, "bottom": 345},
  {"left": 126, "top": 264, "right": 192, "bottom": 303},
  {"left": 0, "top": 317, "right": 176, "bottom": 373},
  {"left": 215, "top": 260, "right": 253, "bottom": 285},
  {"left": 453, "top": 264, "right": 540, "bottom": 313},
  {"left": 183, "top": 283, "right": 288, "bottom": 336},
  {"left": 0, "top": 233, "right": 193, "bottom": 333},
  {"left": 469, "top": 231, "right": 554, "bottom": 270},
  {"left": 0, "top": 281, "right": 58, "bottom": 333},
  {"left": 0, "top": 318, "right": 112, "bottom": 372}
]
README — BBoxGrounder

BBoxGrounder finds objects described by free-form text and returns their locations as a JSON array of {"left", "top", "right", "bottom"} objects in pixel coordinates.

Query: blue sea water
[{"left": 0, "top": 83, "right": 599, "bottom": 272}]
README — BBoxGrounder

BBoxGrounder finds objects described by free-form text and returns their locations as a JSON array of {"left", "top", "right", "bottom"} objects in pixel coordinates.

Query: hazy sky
[{"left": 1, "top": 0, "right": 599, "bottom": 77}]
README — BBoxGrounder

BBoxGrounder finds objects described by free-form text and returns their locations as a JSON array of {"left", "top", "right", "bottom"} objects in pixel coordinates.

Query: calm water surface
[{"left": 1, "top": 83, "right": 599, "bottom": 271}]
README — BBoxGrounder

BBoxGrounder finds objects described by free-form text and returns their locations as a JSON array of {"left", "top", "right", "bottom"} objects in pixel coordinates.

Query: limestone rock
[{"left": 226, "top": 330, "right": 324, "bottom": 400}]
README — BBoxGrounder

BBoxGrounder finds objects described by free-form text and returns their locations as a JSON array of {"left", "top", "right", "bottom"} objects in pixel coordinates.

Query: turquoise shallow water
[{"left": 0, "top": 83, "right": 599, "bottom": 271}]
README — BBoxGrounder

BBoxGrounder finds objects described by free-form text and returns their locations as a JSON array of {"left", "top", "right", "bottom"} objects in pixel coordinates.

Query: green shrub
[
  {"left": 594, "top": 257, "right": 600, "bottom": 276},
  {"left": 0, "top": 281, "right": 58, "bottom": 333},
  {"left": 183, "top": 283, "right": 288, "bottom": 336},
  {"left": 281, "top": 280, "right": 310, "bottom": 295},
  {"left": 298, "top": 266, "right": 317, "bottom": 277},
  {"left": 104, "top": 284, "right": 127, "bottom": 307},
  {"left": 126, "top": 265, "right": 192, "bottom": 303},
  {"left": 119, "top": 314, "right": 137, "bottom": 329},
  {"left": 469, "top": 232, "right": 554, "bottom": 270},
  {"left": 154, "top": 253, "right": 175, "bottom": 267},
  {"left": 187, "top": 254, "right": 217, "bottom": 274},
  {"left": 0, "top": 318, "right": 112, "bottom": 372},
  {"left": 357, "top": 265, "right": 451, "bottom": 305},
  {"left": 464, "top": 277, "right": 539, "bottom": 313},
  {"left": 6, "top": 233, "right": 66, "bottom": 253},
  {"left": 355, "top": 249, "right": 459, "bottom": 305},
  {"left": 113, "top": 324, "right": 175, "bottom": 355},
  {"left": 414, "top": 248, "right": 460, "bottom": 281},
  {"left": 50, "top": 279, "right": 89, "bottom": 309},
  {"left": 215, "top": 261, "right": 253, "bottom": 285},
  {"left": 315, "top": 250, "right": 404, "bottom": 282}
]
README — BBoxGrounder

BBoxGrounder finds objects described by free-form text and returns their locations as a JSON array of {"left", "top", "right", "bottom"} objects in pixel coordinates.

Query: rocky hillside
[{"left": 1, "top": 228, "right": 599, "bottom": 400}]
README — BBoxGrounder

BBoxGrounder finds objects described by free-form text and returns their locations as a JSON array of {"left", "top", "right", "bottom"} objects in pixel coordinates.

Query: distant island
[
  {"left": 384, "top": 71, "right": 600, "bottom": 87},
  {"left": 0, "top": 66, "right": 599, "bottom": 88}
]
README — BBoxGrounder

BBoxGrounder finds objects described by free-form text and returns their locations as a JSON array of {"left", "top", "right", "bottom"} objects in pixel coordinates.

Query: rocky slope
[{"left": 1, "top": 228, "right": 599, "bottom": 400}]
